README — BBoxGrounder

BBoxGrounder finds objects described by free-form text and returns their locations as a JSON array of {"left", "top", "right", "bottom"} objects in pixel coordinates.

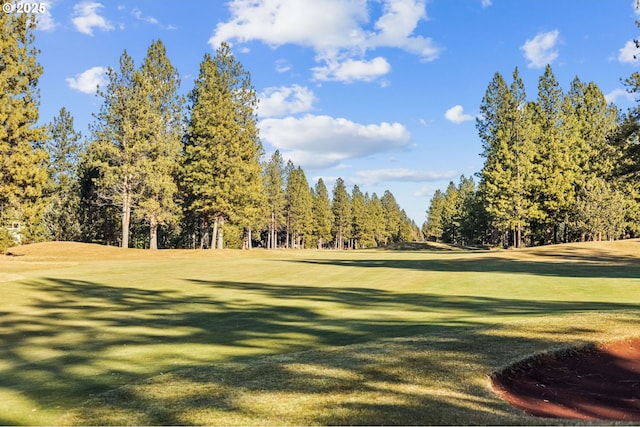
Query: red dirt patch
[{"left": 491, "top": 338, "right": 640, "bottom": 421}]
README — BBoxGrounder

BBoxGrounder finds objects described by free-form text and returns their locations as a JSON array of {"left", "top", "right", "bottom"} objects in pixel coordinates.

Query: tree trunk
[
  {"left": 149, "top": 216, "right": 158, "bottom": 250},
  {"left": 268, "top": 214, "right": 273, "bottom": 249},
  {"left": 216, "top": 216, "right": 224, "bottom": 249},
  {"left": 211, "top": 216, "right": 218, "bottom": 249},
  {"left": 121, "top": 191, "right": 131, "bottom": 248},
  {"left": 200, "top": 218, "right": 209, "bottom": 249}
]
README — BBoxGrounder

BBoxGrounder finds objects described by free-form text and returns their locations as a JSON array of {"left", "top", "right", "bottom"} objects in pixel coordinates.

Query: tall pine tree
[
  {"left": 477, "top": 68, "right": 538, "bottom": 247},
  {"left": 136, "top": 40, "right": 183, "bottom": 250},
  {"left": 182, "top": 43, "right": 263, "bottom": 249},
  {"left": 0, "top": 11, "right": 49, "bottom": 243}
]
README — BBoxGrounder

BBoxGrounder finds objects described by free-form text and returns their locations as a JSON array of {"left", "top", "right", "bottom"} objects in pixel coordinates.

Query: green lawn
[{"left": 1, "top": 240, "right": 639, "bottom": 425}]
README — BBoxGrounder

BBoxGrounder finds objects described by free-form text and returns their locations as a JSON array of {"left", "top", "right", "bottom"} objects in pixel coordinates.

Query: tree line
[
  {"left": 0, "top": 13, "right": 421, "bottom": 251},
  {"left": 424, "top": 64, "right": 640, "bottom": 247}
]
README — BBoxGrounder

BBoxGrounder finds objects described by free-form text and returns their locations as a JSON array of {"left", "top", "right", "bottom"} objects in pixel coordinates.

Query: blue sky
[{"left": 30, "top": 0, "right": 640, "bottom": 224}]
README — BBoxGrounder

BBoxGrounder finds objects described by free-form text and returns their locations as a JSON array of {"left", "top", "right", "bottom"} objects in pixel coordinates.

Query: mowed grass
[{"left": 0, "top": 240, "right": 639, "bottom": 425}]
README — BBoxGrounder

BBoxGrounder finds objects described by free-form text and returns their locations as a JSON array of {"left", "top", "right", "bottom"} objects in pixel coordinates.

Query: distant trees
[
  {"left": 263, "top": 150, "right": 286, "bottom": 249},
  {"left": 311, "top": 178, "right": 333, "bottom": 249},
  {"left": 17, "top": 18, "right": 640, "bottom": 251},
  {"left": 426, "top": 64, "right": 638, "bottom": 247},
  {"left": 56, "top": 39, "right": 416, "bottom": 250}
]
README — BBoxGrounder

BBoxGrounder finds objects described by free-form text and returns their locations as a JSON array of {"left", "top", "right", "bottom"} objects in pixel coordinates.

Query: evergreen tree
[
  {"left": 88, "top": 50, "right": 144, "bottom": 248},
  {"left": 424, "top": 189, "right": 446, "bottom": 241},
  {"left": 531, "top": 65, "right": 575, "bottom": 244},
  {"left": 263, "top": 150, "right": 286, "bottom": 249},
  {"left": 368, "top": 193, "right": 387, "bottom": 246},
  {"left": 136, "top": 40, "right": 183, "bottom": 249},
  {"left": 380, "top": 190, "right": 402, "bottom": 244},
  {"left": 612, "top": 50, "right": 640, "bottom": 236},
  {"left": 477, "top": 68, "right": 539, "bottom": 247},
  {"left": 440, "top": 181, "right": 459, "bottom": 243},
  {"left": 44, "top": 107, "right": 83, "bottom": 241},
  {"left": 285, "top": 166, "right": 312, "bottom": 248},
  {"left": 350, "top": 185, "right": 369, "bottom": 249},
  {"left": 312, "top": 178, "right": 333, "bottom": 249},
  {"left": 77, "top": 143, "right": 120, "bottom": 245},
  {"left": 0, "top": 11, "right": 49, "bottom": 243},
  {"left": 573, "top": 177, "right": 627, "bottom": 241},
  {"left": 566, "top": 78, "right": 619, "bottom": 180},
  {"left": 332, "top": 178, "right": 350, "bottom": 249},
  {"left": 181, "top": 43, "right": 263, "bottom": 249}
]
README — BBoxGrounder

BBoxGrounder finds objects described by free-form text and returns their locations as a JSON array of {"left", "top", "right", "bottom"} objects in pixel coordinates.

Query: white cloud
[
  {"left": 132, "top": 7, "right": 159, "bottom": 25},
  {"left": 209, "top": 0, "right": 440, "bottom": 83},
  {"left": 356, "top": 168, "right": 458, "bottom": 185},
  {"left": 312, "top": 56, "right": 391, "bottom": 82},
  {"left": 444, "top": 105, "right": 475, "bottom": 124},
  {"left": 259, "top": 114, "right": 411, "bottom": 168},
  {"left": 605, "top": 88, "right": 635, "bottom": 104},
  {"left": 521, "top": 30, "right": 559, "bottom": 68},
  {"left": 618, "top": 40, "right": 640, "bottom": 64},
  {"left": 72, "top": 2, "right": 114, "bottom": 36},
  {"left": 275, "top": 59, "right": 291, "bottom": 73},
  {"left": 66, "top": 66, "right": 107, "bottom": 94},
  {"left": 367, "top": 0, "right": 440, "bottom": 60},
  {"left": 481, "top": 0, "right": 492, "bottom": 7},
  {"left": 634, "top": 0, "right": 640, "bottom": 16},
  {"left": 258, "top": 85, "right": 316, "bottom": 117}
]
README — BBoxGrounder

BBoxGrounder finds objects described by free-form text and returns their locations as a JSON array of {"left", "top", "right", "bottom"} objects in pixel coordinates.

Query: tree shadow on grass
[
  {"left": 284, "top": 254, "right": 640, "bottom": 278},
  {"left": 2, "top": 277, "right": 639, "bottom": 424}
]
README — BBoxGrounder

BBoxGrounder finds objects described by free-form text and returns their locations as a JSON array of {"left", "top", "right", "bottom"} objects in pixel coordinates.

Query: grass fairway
[{"left": 0, "top": 240, "right": 639, "bottom": 425}]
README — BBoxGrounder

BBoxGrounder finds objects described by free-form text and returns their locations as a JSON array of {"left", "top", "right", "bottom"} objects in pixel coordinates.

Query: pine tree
[
  {"left": 136, "top": 40, "right": 183, "bottom": 250},
  {"left": 332, "top": 178, "right": 350, "bottom": 249},
  {"left": 531, "top": 65, "right": 577, "bottom": 243},
  {"left": 285, "top": 166, "right": 312, "bottom": 248},
  {"left": 380, "top": 190, "right": 402, "bottom": 244},
  {"left": 0, "top": 11, "right": 49, "bottom": 243},
  {"left": 88, "top": 50, "right": 144, "bottom": 248},
  {"left": 573, "top": 177, "right": 627, "bottom": 241},
  {"left": 181, "top": 43, "right": 263, "bottom": 249},
  {"left": 44, "top": 107, "right": 83, "bottom": 241},
  {"left": 477, "top": 68, "right": 539, "bottom": 247},
  {"left": 350, "top": 185, "right": 369, "bottom": 249},
  {"left": 312, "top": 178, "right": 333, "bottom": 249},
  {"left": 424, "top": 189, "right": 446, "bottom": 242},
  {"left": 368, "top": 193, "right": 387, "bottom": 246},
  {"left": 263, "top": 150, "right": 286, "bottom": 249}
]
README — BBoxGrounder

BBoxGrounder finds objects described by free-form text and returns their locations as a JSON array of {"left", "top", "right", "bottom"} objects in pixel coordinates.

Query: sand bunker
[{"left": 491, "top": 338, "right": 640, "bottom": 421}]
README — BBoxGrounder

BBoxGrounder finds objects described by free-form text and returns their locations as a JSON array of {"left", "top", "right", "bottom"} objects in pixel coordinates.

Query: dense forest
[
  {"left": 0, "top": 12, "right": 422, "bottom": 251},
  {"left": 424, "top": 63, "right": 640, "bottom": 248}
]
